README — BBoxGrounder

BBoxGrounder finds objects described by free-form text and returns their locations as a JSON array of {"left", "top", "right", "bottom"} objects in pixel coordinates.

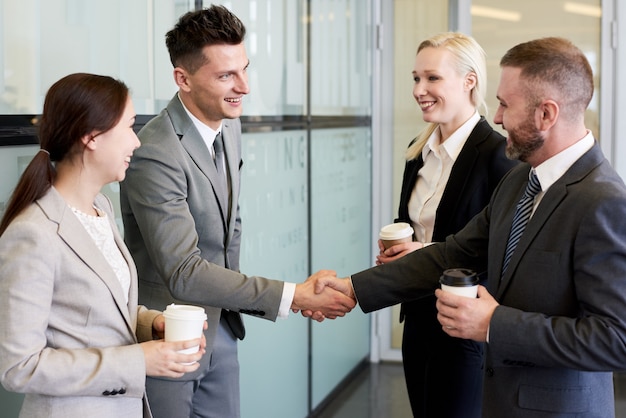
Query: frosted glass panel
[
  {"left": 214, "top": 0, "right": 307, "bottom": 116},
  {"left": 238, "top": 130, "right": 309, "bottom": 418},
  {"left": 239, "top": 130, "right": 308, "bottom": 279},
  {"left": 0, "top": 145, "right": 38, "bottom": 219},
  {"left": 0, "top": 0, "right": 189, "bottom": 115},
  {"left": 310, "top": 0, "right": 372, "bottom": 115},
  {"left": 310, "top": 127, "right": 372, "bottom": 406}
]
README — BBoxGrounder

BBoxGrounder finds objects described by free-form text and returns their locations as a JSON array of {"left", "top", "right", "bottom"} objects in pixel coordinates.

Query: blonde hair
[{"left": 406, "top": 32, "right": 487, "bottom": 161}]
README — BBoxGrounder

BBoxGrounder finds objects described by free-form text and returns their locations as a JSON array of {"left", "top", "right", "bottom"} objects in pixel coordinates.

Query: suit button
[
  {"left": 102, "top": 390, "right": 111, "bottom": 396},
  {"left": 119, "top": 388, "right": 127, "bottom": 395},
  {"left": 486, "top": 368, "right": 494, "bottom": 377}
]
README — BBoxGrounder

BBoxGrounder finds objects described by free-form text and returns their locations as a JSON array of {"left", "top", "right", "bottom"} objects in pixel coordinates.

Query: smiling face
[
  {"left": 412, "top": 46, "right": 476, "bottom": 135},
  {"left": 176, "top": 42, "right": 250, "bottom": 130},
  {"left": 494, "top": 67, "right": 544, "bottom": 163},
  {"left": 93, "top": 97, "right": 140, "bottom": 183}
]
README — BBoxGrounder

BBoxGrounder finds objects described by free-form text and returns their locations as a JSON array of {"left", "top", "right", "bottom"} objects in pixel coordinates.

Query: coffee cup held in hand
[
  {"left": 163, "top": 304, "right": 207, "bottom": 361},
  {"left": 439, "top": 268, "right": 479, "bottom": 298},
  {"left": 379, "top": 222, "right": 414, "bottom": 250}
]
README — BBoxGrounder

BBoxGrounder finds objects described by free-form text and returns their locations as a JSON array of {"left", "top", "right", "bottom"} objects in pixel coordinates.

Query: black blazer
[{"left": 397, "top": 117, "right": 518, "bottom": 317}]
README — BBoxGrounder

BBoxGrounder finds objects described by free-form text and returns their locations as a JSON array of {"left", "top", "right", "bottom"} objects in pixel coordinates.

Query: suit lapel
[
  {"left": 168, "top": 96, "right": 229, "bottom": 230},
  {"left": 39, "top": 190, "right": 134, "bottom": 333},
  {"left": 496, "top": 143, "right": 604, "bottom": 297},
  {"left": 497, "top": 184, "right": 566, "bottom": 296}
]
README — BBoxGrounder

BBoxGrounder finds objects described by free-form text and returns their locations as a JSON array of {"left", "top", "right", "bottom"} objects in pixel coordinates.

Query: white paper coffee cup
[
  {"left": 163, "top": 304, "right": 207, "bottom": 359},
  {"left": 379, "top": 222, "right": 414, "bottom": 249},
  {"left": 439, "top": 268, "right": 479, "bottom": 298}
]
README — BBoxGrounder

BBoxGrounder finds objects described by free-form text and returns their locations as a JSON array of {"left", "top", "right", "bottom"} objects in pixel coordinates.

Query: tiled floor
[
  {"left": 313, "top": 362, "right": 412, "bottom": 418},
  {"left": 314, "top": 362, "right": 626, "bottom": 418}
]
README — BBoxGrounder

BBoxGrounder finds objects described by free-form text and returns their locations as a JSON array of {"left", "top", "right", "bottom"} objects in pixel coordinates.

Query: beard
[{"left": 504, "top": 112, "right": 544, "bottom": 162}]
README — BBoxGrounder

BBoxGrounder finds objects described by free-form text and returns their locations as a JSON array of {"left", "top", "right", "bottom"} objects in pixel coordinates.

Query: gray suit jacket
[
  {"left": 352, "top": 143, "right": 626, "bottom": 417},
  {"left": 0, "top": 188, "right": 159, "bottom": 418},
  {"left": 120, "top": 95, "right": 283, "bottom": 370}
]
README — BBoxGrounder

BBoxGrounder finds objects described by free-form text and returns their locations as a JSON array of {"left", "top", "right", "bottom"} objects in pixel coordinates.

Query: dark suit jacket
[
  {"left": 120, "top": 95, "right": 284, "bottom": 375},
  {"left": 352, "top": 143, "right": 626, "bottom": 417},
  {"left": 397, "top": 117, "right": 518, "bottom": 317}
]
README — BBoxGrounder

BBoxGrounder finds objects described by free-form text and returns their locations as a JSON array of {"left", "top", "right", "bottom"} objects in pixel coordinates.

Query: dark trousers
[{"left": 401, "top": 295, "right": 484, "bottom": 418}]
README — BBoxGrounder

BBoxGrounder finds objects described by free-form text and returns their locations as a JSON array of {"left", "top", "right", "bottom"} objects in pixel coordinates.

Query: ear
[
  {"left": 535, "top": 99, "right": 559, "bottom": 131},
  {"left": 464, "top": 72, "right": 477, "bottom": 91},
  {"left": 174, "top": 67, "right": 191, "bottom": 93},
  {"left": 81, "top": 132, "right": 98, "bottom": 150}
]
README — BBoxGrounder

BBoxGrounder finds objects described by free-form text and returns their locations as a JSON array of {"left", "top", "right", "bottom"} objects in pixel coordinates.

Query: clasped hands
[
  {"left": 295, "top": 268, "right": 499, "bottom": 340},
  {"left": 291, "top": 270, "right": 356, "bottom": 322}
]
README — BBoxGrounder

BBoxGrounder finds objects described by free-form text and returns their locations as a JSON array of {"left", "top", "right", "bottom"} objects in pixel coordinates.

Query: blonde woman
[{"left": 377, "top": 33, "right": 517, "bottom": 417}]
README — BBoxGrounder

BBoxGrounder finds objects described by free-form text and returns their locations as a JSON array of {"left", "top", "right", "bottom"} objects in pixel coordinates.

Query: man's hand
[
  {"left": 435, "top": 285, "right": 498, "bottom": 341},
  {"left": 291, "top": 270, "right": 356, "bottom": 321}
]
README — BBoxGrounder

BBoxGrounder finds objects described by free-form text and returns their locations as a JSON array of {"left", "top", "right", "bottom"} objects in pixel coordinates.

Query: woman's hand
[
  {"left": 376, "top": 240, "right": 424, "bottom": 265},
  {"left": 141, "top": 338, "right": 205, "bottom": 378}
]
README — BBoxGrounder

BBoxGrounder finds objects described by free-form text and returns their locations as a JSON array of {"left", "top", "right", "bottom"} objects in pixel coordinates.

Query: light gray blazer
[
  {"left": 352, "top": 143, "right": 626, "bottom": 417},
  {"left": 0, "top": 188, "right": 159, "bottom": 417},
  {"left": 120, "top": 95, "right": 283, "bottom": 372}
]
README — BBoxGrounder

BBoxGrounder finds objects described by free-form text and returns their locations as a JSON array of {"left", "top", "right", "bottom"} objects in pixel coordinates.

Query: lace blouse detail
[{"left": 70, "top": 206, "right": 131, "bottom": 304}]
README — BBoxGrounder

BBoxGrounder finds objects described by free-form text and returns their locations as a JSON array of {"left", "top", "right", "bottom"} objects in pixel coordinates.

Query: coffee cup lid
[
  {"left": 379, "top": 222, "right": 414, "bottom": 240},
  {"left": 439, "top": 268, "right": 478, "bottom": 287},
  {"left": 163, "top": 303, "right": 207, "bottom": 320}
]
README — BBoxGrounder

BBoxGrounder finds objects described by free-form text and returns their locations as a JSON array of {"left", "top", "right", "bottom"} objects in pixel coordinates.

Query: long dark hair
[{"left": 0, "top": 73, "right": 129, "bottom": 235}]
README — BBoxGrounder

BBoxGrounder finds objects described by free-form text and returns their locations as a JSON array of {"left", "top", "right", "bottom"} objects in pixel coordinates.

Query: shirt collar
[
  {"left": 178, "top": 93, "right": 222, "bottom": 144},
  {"left": 422, "top": 111, "right": 481, "bottom": 161},
  {"left": 534, "top": 130, "right": 595, "bottom": 192}
]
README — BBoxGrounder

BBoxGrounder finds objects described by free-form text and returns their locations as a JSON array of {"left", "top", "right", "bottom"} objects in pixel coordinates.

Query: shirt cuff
[{"left": 278, "top": 282, "right": 296, "bottom": 319}]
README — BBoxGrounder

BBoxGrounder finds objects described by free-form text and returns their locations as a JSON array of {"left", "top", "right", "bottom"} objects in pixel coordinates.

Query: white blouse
[
  {"left": 70, "top": 206, "right": 131, "bottom": 304},
  {"left": 408, "top": 112, "right": 480, "bottom": 243}
]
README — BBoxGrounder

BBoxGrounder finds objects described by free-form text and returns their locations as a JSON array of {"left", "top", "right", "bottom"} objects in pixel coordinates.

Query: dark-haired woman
[{"left": 0, "top": 73, "right": 205, "bottom": 418}]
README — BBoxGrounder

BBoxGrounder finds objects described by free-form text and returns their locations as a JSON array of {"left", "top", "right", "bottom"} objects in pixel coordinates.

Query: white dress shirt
[{"left": 408, "top": 112, "right": 481, "bottom": 243}]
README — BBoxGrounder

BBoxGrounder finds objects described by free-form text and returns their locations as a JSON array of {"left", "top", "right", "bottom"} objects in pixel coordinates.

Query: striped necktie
[{"left": 501, "top": 171, "right": 541, "bottom": 276}]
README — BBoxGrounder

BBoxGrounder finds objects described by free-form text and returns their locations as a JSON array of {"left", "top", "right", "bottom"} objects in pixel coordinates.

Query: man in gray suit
[
  {"left": 120, "top": 6, "right": 354, "bottom": 418},
  {"left": 311, "top": 37, "right": 626, "bottom": 417}
]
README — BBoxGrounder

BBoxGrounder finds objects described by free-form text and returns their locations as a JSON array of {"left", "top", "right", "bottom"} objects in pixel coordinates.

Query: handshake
[{"left": 290, "top": 270, "right": 357, "bottom": 322}]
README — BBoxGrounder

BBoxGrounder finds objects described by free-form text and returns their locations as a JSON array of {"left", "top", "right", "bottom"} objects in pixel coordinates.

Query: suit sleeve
[{"left": 352, "top": 205, "right": 491, "bottom": 312}]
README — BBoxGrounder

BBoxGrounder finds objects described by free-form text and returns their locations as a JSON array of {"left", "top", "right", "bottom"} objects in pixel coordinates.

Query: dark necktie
[
  {"left": 212, "top": 132, "right": 231, "bottom": 219},
  {"left": 213, "top": 132, "right": 225, "bottom": 176},
  {"left": 501, "top": 171, "right": 541, "bottom": 276}
]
